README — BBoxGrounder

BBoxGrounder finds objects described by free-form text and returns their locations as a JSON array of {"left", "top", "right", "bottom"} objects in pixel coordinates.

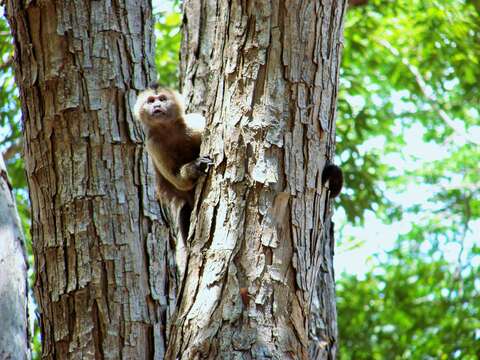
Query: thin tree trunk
[
  {"left": 168, "top": 0, "right": 347, "bottom": 358},
  {"left": 0, "top": 155, "right": 30, "bottom": 360},
  {"left": 5, "top": 1, "right": 169, "bottom": 358}
]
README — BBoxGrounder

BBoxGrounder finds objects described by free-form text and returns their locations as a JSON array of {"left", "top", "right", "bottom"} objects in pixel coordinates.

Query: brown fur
[{"left": 147, "top": 120, "right": 202, "bottom": 204}]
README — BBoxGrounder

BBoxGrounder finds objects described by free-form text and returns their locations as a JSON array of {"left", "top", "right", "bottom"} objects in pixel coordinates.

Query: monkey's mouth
[{"left": 152, "top": 108, "right": 166, "bottom": 115}]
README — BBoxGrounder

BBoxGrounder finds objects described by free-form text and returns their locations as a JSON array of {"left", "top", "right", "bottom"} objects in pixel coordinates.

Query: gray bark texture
[
  {"left": 168, "top": 0, "right": 347, "bottom": 359},
  {"left": 0, "top": 155, "right": 30, "bottom": 359},
  {"left": 5, "top": 1, "right": 170, "bottom": 358}
]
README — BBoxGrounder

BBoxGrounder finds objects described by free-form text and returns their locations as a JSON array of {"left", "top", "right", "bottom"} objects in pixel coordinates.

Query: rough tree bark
[
  {"left": 5, "top": 1, "right": 170, "bottom": 358},
  {"left": 167, "top": 0, "right": 347, "bottom": 359},
  {"left": 0, "top": 155, "right": 30, "bottom": 360}
]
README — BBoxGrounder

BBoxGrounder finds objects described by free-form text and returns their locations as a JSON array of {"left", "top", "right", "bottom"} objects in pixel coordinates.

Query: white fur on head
[
  {"left": 133, "top": 89, "right": 154, "bottom": 121},
  {"left": 171, "top": 91, "right": 186, "bottom": 116},
  {"left": 133, "top": 87, "right": 186, "bottom": 121}
]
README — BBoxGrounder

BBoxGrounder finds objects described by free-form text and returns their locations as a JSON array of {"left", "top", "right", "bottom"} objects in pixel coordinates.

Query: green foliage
[
  {"left": 338, "top": 245, "right": 480, "bottom": 359},
  {"left": 337, "top": 0, "right": 480, "bottom": 224},
  {"left": 0, "top": 16, "right": 28, "bottom": 231},
  {"left": 337, "top": 0, "right": 479, "bottom": 358},
  {"left": 154, "top": 1, "right": 182, "bottom": 88},
  {"left": 1, "top": 14, "right": 30, "bottom": 250},
  {"left": 0, "top": 16, "right": 24, "bottom": 190}
]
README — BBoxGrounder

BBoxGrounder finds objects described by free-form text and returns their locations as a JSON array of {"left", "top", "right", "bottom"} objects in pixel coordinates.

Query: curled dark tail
[{"left": 321, "top": 163, "right": 343, "bottom": 198}]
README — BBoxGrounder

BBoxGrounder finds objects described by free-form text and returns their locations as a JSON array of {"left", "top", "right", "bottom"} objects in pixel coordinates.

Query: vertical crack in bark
[{"left": 92, "top": 299, "right": 105, "bottom": 359}]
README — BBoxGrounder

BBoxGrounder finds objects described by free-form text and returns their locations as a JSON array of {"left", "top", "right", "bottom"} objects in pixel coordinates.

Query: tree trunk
[
  {"left": 168, "top": 0, "right": 347, "bottom": 359},
  {"left": 5, "top": 1, "right": 170, "bottom": 358},
  {"left": 0, "top": 155, "right": 30, "bottom": 360}
]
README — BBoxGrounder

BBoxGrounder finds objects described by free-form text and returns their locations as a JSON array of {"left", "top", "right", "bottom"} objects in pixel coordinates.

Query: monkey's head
[{"left": 134, "top": 86, "right": 185, "bottom": 127}]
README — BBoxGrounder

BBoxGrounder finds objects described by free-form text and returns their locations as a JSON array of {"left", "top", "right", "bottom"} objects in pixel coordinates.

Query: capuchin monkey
[{"left": 134, "top": 83, "right": 212, "bottom": 240}]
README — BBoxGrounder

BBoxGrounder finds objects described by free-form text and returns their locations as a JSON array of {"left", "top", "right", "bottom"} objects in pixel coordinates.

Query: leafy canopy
[{"left": 337, "top": 0, "right": 479, "bottom": 358}]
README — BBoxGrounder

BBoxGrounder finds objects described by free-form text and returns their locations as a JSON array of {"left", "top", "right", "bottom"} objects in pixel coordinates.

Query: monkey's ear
[
  {"left": 133, "top": 89, "right": 153, "bottom": 121},
  {"left": 172, "top": 91, "right": 186, "bottom": 115}
]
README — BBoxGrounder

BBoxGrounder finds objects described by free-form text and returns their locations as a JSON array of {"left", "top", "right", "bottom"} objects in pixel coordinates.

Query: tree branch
[
  {"left": 2, "top": 139, "right": 22, "bottom": 161},
  {"left": 379, "top": 39, "right": 479, "bottom": 146},
  {"left": 0, "top": 56, "right": 13, "bottom": 71}
]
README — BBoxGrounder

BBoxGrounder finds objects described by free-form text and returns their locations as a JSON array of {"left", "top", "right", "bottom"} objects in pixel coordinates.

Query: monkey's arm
[
  {"left": 162, "top": 157, "right": 211, "bottom": 191},
  {"left": 147, "top": 140, "right": 211, "bottom": 191}
]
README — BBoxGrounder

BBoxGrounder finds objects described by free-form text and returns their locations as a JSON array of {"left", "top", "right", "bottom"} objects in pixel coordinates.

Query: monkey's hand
[
  {"left": 193, "top": 156, "right": 213, "bottom": 174},
  {"left": 176, "top": 156, "right": 213, "bottom": 190}
]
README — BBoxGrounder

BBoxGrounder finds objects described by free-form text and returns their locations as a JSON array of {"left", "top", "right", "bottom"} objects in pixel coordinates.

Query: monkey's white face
[
  {"left": 133, "top": 87, "right": 185, "bottom": 128},
  {"left": 143, "top": 92, "right": 177, "bottom": 120}
]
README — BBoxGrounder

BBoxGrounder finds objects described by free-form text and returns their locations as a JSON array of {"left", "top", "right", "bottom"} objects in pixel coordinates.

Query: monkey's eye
[
  {"left": 147, "top": 96, "right": 155, "bottom": 104},
  {"left": 159, "top": 94, "right": 167, "bottom": 102}
]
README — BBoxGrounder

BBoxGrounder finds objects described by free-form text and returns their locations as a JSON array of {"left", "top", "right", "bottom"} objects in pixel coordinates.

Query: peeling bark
[
  {"left": 5, "top": 1, "right": 170, "bottom": 358},
  {"left": 169, "top": 0, "right": 347, "bottom": 359},
  {"left": 0, "top": 155, "right": 30, "bottom": 360}
]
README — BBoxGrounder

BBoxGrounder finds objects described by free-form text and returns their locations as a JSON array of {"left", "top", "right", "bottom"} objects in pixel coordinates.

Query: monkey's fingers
[{"left": 195, "top": 156, "right": 214, "bottom": 173}]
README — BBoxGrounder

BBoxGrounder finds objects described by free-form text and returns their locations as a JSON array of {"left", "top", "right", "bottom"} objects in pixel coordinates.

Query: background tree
[
  {"left": 1, "top": 11, "right": 40, "bottom": 357},
  {"left": 0, "top": 154, "right": 29, "bottom": 360},
  {"left": 5, "top": 1, "right": 169, "bottom": 358},
  {"left": 165, "top": 0, "right": 348, "bottom": 358}
]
